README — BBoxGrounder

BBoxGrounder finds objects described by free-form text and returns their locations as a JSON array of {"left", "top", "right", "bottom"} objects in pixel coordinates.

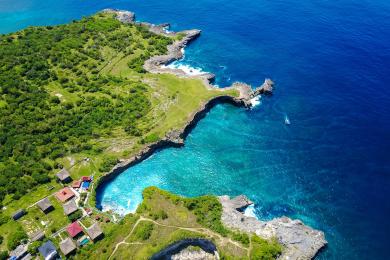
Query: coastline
[
  {"left": 95, "top": 9, "right": 327, "bottom": 259},
  {"left": 96, "top": 9, "right": 273, "bottom": 196}
]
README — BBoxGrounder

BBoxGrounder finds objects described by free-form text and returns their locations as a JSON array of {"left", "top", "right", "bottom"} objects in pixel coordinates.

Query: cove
[{"left": 2, "top": 0, "right": 389, "bottom": 259}]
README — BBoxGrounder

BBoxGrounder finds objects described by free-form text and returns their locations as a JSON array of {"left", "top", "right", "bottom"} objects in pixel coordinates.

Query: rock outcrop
[
  {"left": 219, "top": 195, "right": 327, "bottom": 260},
  {"left": 172, "top": 248, "right": 218, "bottom": 260},
  {"left": 105, "top": 9, "right": 272, "bottom": 107}
]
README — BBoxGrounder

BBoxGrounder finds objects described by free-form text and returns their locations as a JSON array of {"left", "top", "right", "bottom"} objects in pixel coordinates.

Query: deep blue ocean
[{"left": 2, "top": 0, "right": 389, "bottom": 259}]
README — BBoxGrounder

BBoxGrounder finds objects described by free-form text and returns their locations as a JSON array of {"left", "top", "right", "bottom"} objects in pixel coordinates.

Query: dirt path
[{"left": 108, "top": 216, "right": 249, "bottom": 259}]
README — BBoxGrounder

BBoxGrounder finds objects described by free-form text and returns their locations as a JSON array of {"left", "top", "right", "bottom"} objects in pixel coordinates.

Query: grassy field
[
  {"left": 0, "top": 11, "right": 242, "bottom": 257},
  {"left": 75, "top": 187, "right": 282, "bottom": 260}
]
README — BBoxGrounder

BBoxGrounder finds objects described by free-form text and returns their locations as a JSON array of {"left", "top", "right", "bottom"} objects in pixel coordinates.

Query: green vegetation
[
  {"left": 0, "top": 10, "right": 243, "bottom": 257},
  {"left": 0, "top": 13, "right": 173, "bottom": 202},
  {"left": 7, "top": 226, "right": 27, "bottom": 250},
  {"left": 0, "top": 251, "right": 7, "bottom": 260},
  {"left": 27, "top": 240, "right": 42, "bottom": 255},
  {"left": 133, "top": 221, "right": 154, "bottom": 240},
  {"left": 250, "top": 235, "right": 283, "bottom": 259},
  {"left": 68, "top": 209, "right": 83, "bottom": 222},
  {"left": 70, "top": 187, "right": 283, "bottom": 259}
]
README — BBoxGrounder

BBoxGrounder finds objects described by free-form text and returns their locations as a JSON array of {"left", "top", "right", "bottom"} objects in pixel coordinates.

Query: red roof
[
  {"left": 67, "top": 221, "right": 83, "bottom": 238},
  {"left": 82, "top": 176, "right": 91, "bottom": 182},
  {"left": 55, "top": 187, "right": 75, "bottom": 202},
  {"left": 71, "top": 180, "right": 81, "bottom": 188}
]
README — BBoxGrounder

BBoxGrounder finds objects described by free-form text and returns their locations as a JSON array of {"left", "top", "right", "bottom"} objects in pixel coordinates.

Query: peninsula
[{"left": 0, "top": 9, "right": 325, "bottom": 259}]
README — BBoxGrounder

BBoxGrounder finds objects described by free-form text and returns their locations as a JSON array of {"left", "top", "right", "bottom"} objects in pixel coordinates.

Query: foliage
[
  {"left": 133, "top": 221, "right": 154, "bottom": 240},
  {"left": 150, "top": 209, "right": 168, "bottom": 220},
  {"left": 0, "top": 251, "right": 7, "bottom": 260},
  {"left": 142, "top": 187, "right": 228, "bottom": 235},
  {"left": 0, "top": 235, "right": 3, "bottom": 245},
  {"left": 98, "top": 157, "right": 119, "bottom": 172},
  {"left": 7, "top": 226, "right": 27, "bottom": 250},
  {"left": 250, "top": 235, "right": 282, "bottom": 260},
  {"left": 231, "top": 232, "right": 250, "bottom": 246},
  {"left": 0, "top": 12, "right": 173, "bottom": 202},
  {"left": 0, "top": 214, "right": 9, "bottom": 226},
  {"left": 141, "top": 133, "right": 159, "bottom": 144},
  {"left": 27, "top": 241, "right": 42, "bottom": 255},
  {"left": 68, "top": 209, "right": 83, "bottom": 222}
]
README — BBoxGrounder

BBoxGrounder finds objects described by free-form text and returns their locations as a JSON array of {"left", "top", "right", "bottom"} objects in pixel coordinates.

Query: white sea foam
[
  {"left": 163, "top": 62, "right": 207, "bottom": 76},
  {"left": 244, "top": 204, "right": 257, "bottom": 218},
  {"left": 250, "top": 95, "right": 262, "bottom": 108}
]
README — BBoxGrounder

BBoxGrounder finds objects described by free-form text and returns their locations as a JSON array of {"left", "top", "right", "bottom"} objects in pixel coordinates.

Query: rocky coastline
[
  {"left": 97, "top": 9, "right": 327, "bottom": 259},
  {"left": 219, "top": 195, "right": 327, "bottom": 259},
  {"left": 97, "top": 9, "right": 273, "bottom": 186}
]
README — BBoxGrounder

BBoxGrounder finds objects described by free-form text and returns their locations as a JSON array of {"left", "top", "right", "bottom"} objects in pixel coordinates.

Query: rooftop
[
  {"left": 86, "top": 223, "right": 103, "bottom": 241},
  {"left": 59, "top": 237, "right": 76, "bottom": 256},
  {"left": 12, "top": 209, "right": 25, "bottom": 220},
  {"left": 63, "top": 200, "right": 78, "bottom": 216},
  {"left": 36, "top": 197, "right": 53, "bottom": 213},
  {"left": 56, "top": 168, "right": 71, "bottom": 182},
  {"left": 30, "top": 230, "right": 45, "bottom": 242},
  {"left": 67, "top": 221, "right": 83, "bottom": 238},
  {"left": 9, "top": 244, "right": 28, "bottom": 259},
  {"left": 82, "top": 176, "right": 92, "bottom": 182},
  {"left": 72, "top": 180, "right": 81, "bottom": 188},
  {"left": 38, "top": 240, "right": 58, "bottom": 260},
  {"left": 56, "top": 187, "right": 75, "bottom": 202}
]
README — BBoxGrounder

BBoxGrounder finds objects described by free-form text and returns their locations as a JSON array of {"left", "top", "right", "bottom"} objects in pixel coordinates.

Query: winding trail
[{"left": 108, "top": 216, "right": 249, "bottom": 259}]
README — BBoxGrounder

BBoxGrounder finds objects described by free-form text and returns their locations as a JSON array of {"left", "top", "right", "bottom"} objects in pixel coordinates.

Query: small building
[
  {"left": 67, "top": 221, "right": 83, "bottom": 238},
  {"left": 56, "top": 187, "right": 75, "bottom": 203},
  {"left": 81, "top": 176, "right": 92, "bottom": 182},
  {"left": 30, "top": 230, "right": 45, "bottom": 242},
  {"left": 12, "top": 209, "right": 26, "bottom": 220},
  {"left": 63, "top": 200, "right": 78, "bottom": 216},
  {"left": 56, "top": 168, "right": 71, "bottom": 183},
  {"left": 59, "top": 238, "right": 76, "bottom": 256},
  {"left": 86, "top": 223, "right": 104, "bottom": 242},
  {"left": 71, "top": 180, "right": 81, "bottom": 189},
  {"left": 38, "top": 240, "right": 58, "bottom": 260},
  {"left": 9, "top": 244, "right": 28, "bottom": 260},
  {"left": 36, "top": 198, "right": 54, "bottom": 214}
]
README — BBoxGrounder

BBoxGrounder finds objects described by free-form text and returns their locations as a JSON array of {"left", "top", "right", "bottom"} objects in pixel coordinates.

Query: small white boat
[{"left": 284, "top": 115, "right": 291, "bottom": 125}]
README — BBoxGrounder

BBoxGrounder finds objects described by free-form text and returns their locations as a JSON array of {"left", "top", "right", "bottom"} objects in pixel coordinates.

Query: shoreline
[
  {"left": 95, "top": 9, "right": 327, "bottom": 259},
  {"left": 96, "top": 9, "right": 273, "bottom": 197}
]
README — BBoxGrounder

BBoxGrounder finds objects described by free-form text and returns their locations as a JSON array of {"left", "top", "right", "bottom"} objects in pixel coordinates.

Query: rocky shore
[
  {"left": 97, "top": 9, "right": 274, "bottom": 185},
  {"left": 97, "top": 9, "right": 326, "bottom": 259},
  {"left": 219, "top": 195, "right": 327, "bottom": 259}
]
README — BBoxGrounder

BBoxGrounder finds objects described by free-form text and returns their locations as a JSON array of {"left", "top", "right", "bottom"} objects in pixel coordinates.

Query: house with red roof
[
  {"left": 81, "top": 176, "right": 92, "bottom": 182},
  {"left": 67, "top": 221, "right": 83, "bottom": 238},
  {"left": 56, "top": 187, "right": 75, "bottom": 203}
]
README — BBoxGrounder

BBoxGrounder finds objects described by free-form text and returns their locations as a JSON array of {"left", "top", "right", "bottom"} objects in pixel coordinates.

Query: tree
[
  {"left": 28, "top": 241, "right": 42, "bottom": 255},
  {"left": 7, "top": 227, "right": 27, "bottom": 250}
]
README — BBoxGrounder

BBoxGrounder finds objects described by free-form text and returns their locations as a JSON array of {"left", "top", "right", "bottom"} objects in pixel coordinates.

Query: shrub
[
  {"left": 134, "top": 222, "right": 154, "bottom": 240},
  {"left": 0, "top": 251, "right": 8, "bottom": 260},
  {"left": 68, "top": 210, "right": 83, "bottom": 222},
  {"left": 28, "top": 241, "right": 42, "bottom": 255},
  {"left": 99, "top": 157, "right": 119, "bottom": 172},
  {"left": 250, "top": 235, "right": 282, "bottom": 259},
  {"left": 7, "top": 227, "right": 27, "bottom": 250}
]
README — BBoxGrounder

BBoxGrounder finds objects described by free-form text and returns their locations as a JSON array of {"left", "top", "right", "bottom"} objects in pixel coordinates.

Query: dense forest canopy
[{"left": 0, "top": 13, "right": 172, "bottom": 202}]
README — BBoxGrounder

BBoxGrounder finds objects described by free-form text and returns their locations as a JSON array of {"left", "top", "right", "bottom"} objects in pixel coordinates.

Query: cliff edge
[{"left": 219, "top": 195, "right": 327, "bottom": 259}]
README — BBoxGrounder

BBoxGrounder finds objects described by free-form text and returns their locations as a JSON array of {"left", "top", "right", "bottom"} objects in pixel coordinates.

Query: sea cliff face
[
  {"left": 98, "top": 9, "right": 327, "bottom": 259},
  {"left": 219, "top": 195, "right": 327, "bottom": 259}
]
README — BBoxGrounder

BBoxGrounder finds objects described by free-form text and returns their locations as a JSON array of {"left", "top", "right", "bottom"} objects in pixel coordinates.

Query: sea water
[{"left": 1, "top": 0, "right": 390, "bottom": 259}]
